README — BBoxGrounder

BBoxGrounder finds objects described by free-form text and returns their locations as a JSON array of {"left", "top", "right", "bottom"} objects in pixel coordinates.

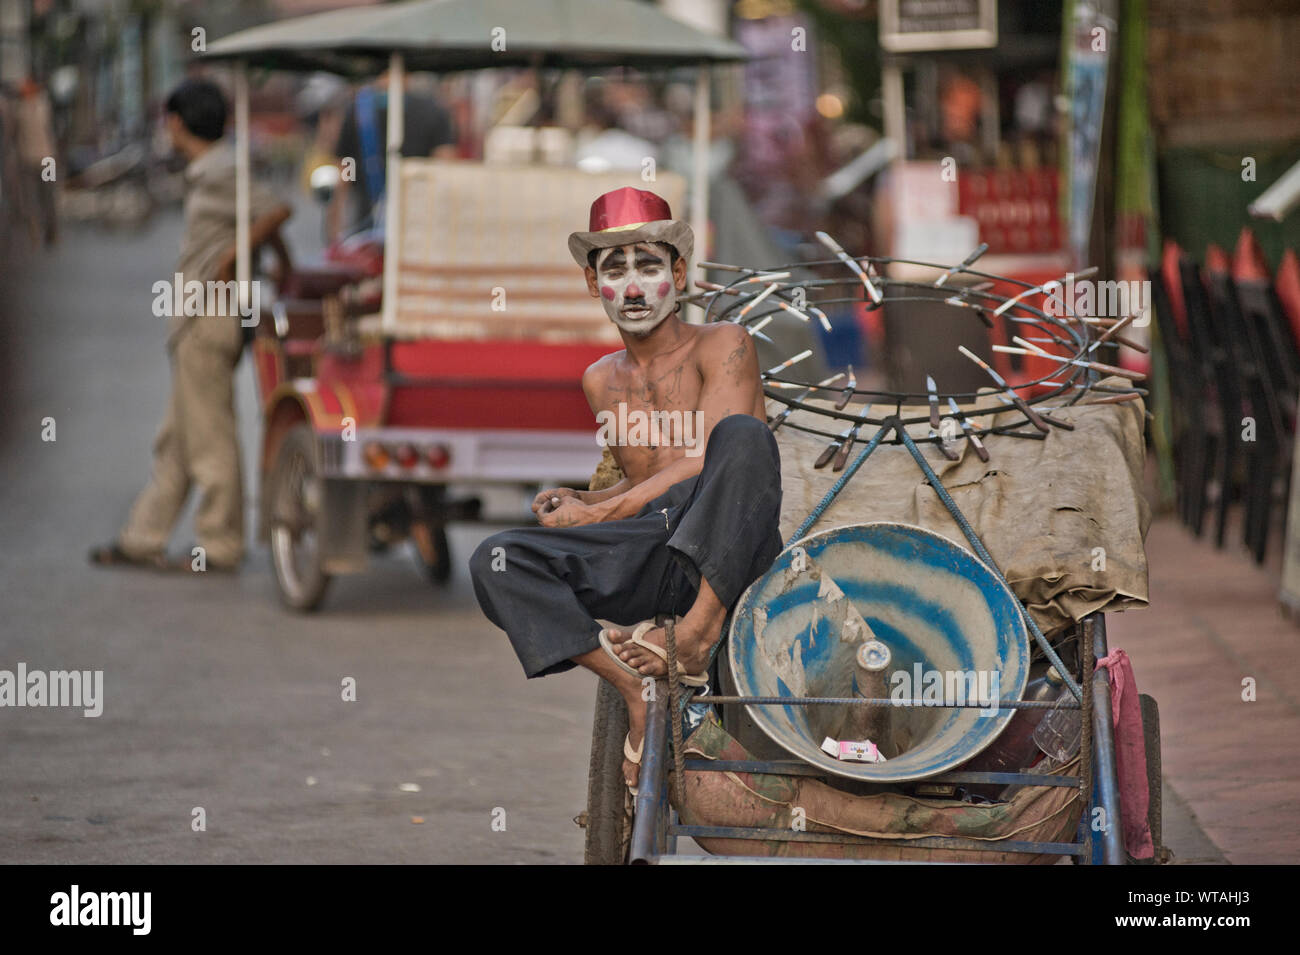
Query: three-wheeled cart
[{"left": 581, "top": 251, "right": 1164, "bottom": 865}]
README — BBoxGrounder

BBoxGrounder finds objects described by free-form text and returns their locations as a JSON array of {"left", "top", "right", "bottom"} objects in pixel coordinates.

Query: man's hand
[
  {"left": 538, "top": 497, "right": 609, "bottom": 528},
  {"left": 532, "top": 487, "right": 584, "bottom": 516},
  {"left": 212, "top": 212, "right": 291, "bottom": 285}
]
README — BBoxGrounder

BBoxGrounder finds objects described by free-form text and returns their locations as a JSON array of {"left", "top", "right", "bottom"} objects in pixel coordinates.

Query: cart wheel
[
  {"left": 411, "top": 522, "right": 452, "bottom": 585},
  {"left": 1139, "top": 693, "right": 1163, "bottom": 862},
  {"left": 268, "top": 424, "right": 332, "bottom": 612},
  {"left": 583, "top": 678, "right": 631, "bottom": 865}
]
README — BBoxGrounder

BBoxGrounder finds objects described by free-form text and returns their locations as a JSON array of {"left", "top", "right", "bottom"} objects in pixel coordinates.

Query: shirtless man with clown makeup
[{"left": 470, "top": 187, "right": 783, "bottom": 793}]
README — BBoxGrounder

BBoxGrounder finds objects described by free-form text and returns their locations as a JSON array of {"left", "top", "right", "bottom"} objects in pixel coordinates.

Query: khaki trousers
[{"left": 119, "top": 315, "right": 245, "bottom": 565}]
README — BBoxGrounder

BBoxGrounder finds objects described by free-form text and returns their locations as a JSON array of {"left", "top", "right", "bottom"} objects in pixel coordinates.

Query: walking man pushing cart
[{"left": 471, "top": 187, "right": 783, "bottom": 792}]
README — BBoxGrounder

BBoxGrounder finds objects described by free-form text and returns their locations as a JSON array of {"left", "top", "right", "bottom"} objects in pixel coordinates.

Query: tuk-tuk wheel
[
  {"left": 269, "top": 424, "right": 332, "bottom": 612},
  {"left": 584, "top": 678, "right": 631, "bottom": 864}
]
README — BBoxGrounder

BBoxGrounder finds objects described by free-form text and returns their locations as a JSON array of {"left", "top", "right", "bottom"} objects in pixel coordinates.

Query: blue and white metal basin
[{"left": 727, "top": 522, "right": 1031, "bottom": 782}]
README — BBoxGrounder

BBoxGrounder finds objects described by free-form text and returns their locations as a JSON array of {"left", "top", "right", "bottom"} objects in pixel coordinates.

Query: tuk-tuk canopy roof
[{"left": 203, "top": 0, "right": 749, "bottom": 75}]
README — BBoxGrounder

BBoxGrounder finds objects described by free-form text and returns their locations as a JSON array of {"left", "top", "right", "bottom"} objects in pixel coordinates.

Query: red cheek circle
[
  {"left": 657, "top": 282, "right": 671, "bottom": 297},
  {"left": 600, "top": 285, "right": 616, "bottom": 301}
]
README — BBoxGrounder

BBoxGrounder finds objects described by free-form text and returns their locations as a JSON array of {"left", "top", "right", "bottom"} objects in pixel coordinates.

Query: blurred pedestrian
[
  {"left": 574, "top": 87, "right": 659, "bottom": 174},
  {"left": 90, "top": 78, "right": 292, "bottom": 573},
  {"left": 12, "top": 76, "right": 58, "bottom": 246},
  {"left": 0, "top": 88, "right": 17, "bottom": 233},
  {"left": 327, "top": 74, "right": 457, "bottom": 242}
]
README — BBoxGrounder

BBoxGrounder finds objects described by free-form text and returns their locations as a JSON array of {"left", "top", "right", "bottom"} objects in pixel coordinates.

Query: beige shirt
[
  {"left": 169, "top": 141, "right": 282, "bottom": 346},
  {"left": 177, "top": 140, "right": 281, "bottom": 284}
]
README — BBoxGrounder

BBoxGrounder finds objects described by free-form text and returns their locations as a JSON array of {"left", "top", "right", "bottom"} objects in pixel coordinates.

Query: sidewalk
[{"left": 1106, "top": 509, "right": 1300, "bottom": 864}]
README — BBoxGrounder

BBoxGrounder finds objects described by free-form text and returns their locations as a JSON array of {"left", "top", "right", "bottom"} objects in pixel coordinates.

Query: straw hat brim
[{"left": 567, "top": 219, "right": 694, "bottom": 269}]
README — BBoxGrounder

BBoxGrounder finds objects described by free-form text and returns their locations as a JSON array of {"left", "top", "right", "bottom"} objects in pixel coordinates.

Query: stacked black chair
[
  {"left": 1157, "top": 231, "right": 1300, "bottom": 565},
  {"left": 1230, "top": 231, "right": 1299, "bottom": 563},
  {"left": 1204, "top": 248, "right": 1282, "bottom": 561},
  {"left": 1175, "top": 248, "right": 1239, "bottom": 544}
]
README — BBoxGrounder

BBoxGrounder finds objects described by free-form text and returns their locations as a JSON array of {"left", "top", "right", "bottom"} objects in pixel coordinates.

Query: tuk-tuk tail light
[
  {"left": 360, "top": 440, "right": 451, "bottom": 472},
  {"left": 393, "top": 443, "right": 419, "bottom": 469},
  {"left": 427, "top": 444, "right": 452, "bottom": 469},
  {"left": 363, "top": 441, "right": 390, "bottom": 470}
]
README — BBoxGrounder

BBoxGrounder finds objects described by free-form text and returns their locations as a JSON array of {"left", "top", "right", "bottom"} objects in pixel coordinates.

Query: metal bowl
[{"left": 728, "top": 522, "right": 1031, "bottom": 782}]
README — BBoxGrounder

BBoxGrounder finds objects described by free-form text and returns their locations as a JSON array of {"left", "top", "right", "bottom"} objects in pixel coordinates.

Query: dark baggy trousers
[{"left": 470, "top": 414, "right": 783, "bottom": 678}]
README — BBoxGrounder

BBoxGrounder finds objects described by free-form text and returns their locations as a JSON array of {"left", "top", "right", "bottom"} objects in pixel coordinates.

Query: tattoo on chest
[
  {"left": 634, "top": 362, "right": 685, "bottom": 404},
  {"left": 605, "top": 360, "right": 690, "bottom": 410}
]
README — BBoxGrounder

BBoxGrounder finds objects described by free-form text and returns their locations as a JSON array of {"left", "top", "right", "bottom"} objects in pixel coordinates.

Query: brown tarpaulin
[
  {"left": 593, "top": 382, "right": 1149, "bottom": 637},
  {"left": 775, "top": 383, "right": 1151, "bottom": 637}
]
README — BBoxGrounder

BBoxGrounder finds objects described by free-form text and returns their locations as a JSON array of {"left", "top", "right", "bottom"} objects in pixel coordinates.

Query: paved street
[
  {"left": 1, "top": 210, "right": 597, "bottom": 863},
  {"left": 0, "top": 210, "right": 1270, "bottom": 865}
]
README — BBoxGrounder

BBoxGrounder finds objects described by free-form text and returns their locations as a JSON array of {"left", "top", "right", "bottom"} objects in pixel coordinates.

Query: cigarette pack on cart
[{"left": 821, "top": 737, "right": 887, "bottom": 763}]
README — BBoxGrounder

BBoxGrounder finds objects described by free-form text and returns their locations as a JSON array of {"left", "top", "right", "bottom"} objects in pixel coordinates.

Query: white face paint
[{"left": 594, "top": 242, "right": 679, "bottom": 336}]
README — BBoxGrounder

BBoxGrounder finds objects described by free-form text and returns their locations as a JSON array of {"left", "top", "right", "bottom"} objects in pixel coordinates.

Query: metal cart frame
[{"left": 618, "top": 610, "right": 1160, "bottom": 865}]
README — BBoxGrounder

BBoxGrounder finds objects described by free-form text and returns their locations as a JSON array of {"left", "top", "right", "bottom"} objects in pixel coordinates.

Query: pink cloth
[{"left": 1095, "top": 648, "right": 1155, "bottom": 859}]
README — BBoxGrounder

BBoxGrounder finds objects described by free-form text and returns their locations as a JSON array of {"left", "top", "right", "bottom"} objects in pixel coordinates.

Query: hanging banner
[
  {"left": 880, "top": 0, "right": 997, "bottom": 52},
  {"left": 1063, "top": 0, "right": 1116, "bottom": 267},
  {"left": 733, "top": 12, "right": 818, "bottom": 218}
]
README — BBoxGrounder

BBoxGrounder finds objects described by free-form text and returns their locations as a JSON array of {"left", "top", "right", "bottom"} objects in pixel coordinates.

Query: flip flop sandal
[
  {"left": 598, "top": 620, "right": 709, "bottom": 687},
  {"left": 624, "top": 733, "right": 643, "bottom": 796},
  {"left": 87, "top": 543, "right": 170, "bottom": 571}
]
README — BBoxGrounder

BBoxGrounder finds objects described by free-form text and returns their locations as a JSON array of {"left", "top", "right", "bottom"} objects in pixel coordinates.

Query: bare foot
[
  {"left": 598, "top": 667, "right": 649, "bottom": 790},
  {"left": 622, "top": 691, "right": 647, "bottom": 790},
  {"left": 606, "top": 617, "right": 719, "bottom": 680},
  {"left": 572, "top": 632, "right": 675, "bottom": 791}
]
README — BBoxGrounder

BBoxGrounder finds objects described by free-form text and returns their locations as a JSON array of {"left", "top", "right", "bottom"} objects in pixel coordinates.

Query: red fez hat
[{"left": 568, "top": 186, "right": 693, "bottom": 268}]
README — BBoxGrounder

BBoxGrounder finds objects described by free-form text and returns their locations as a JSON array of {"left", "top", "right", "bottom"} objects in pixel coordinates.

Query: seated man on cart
[{"left": 471, "top": 187, "right": 783, "bottom": 792}]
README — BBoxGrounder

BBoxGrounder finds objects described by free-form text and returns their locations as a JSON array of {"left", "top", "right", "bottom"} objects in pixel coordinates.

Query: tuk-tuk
[{"left": 203, "top": 0, "right": 746, "bottom": 609}]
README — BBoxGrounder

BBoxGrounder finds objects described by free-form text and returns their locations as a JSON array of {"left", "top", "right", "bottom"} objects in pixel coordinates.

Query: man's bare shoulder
[
  {"left": 583, "top": 350, "right": 625, "bottom": 382},
  {"left": 694, "top": 320, "right": 750, "bottom": 344},
  {"left": 693, "top": 322, "right": 758, "bottom": 377},
  {"left": 692, "top": 320, "right": 751, "bottom": 354},
  {"left": 581, "top": 350, "right": 624, "bottom": 399}
]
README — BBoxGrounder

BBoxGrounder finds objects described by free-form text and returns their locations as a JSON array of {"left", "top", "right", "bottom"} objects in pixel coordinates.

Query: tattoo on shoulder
[
  {"left": 723, "top": 331, "right": 753, "bottom": 383},
  {"left": 724, "top": 334, "right": 751, "bottom": 367}
]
